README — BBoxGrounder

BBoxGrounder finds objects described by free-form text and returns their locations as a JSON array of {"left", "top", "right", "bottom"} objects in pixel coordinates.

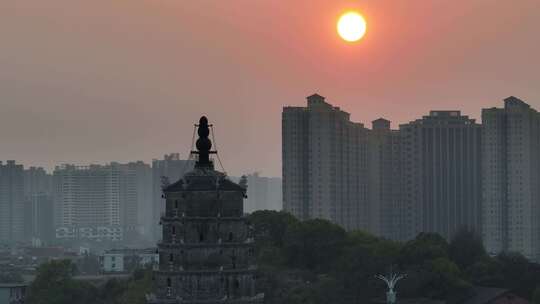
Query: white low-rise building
[{"left": 100, "top": 248, "right": 158, "bottom": 273}]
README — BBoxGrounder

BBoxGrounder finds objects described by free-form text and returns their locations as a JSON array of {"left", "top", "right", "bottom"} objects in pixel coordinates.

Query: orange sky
[{"left": 1, "top": 0, "right": 539, "bottom": 176}]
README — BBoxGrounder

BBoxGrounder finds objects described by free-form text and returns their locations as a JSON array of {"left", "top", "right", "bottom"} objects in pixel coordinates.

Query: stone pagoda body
[{"left": 147, "top": 117, "right": 264, "bottom": 304}]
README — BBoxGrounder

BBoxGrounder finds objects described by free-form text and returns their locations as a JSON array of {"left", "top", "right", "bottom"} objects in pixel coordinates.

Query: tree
[
  {"left": 332, "top": 231, "right": 401, "bottom": 303},
  {"left": 283, "top": 219, "right": 346, "bottom": 271},
  {"left": 249, "top": 210, "right": 299, "bottom": 249},
  {"left": 399, "top": 232, "right": 448, "bottom": 266},
  {"left": 533, "top": 285, "right": 540, "bottom": 304},
  {"left": 496, "top": 252, "right": 540, "bottom": 299},
  {"left": 27, "top": 259, "right": 98, "bottom": 304},
  {"left": 467, "top": 256, "right": 504, "bottom": 286},
  {"left": 119, "top": 269, "right": 153, "bottom": 304},
  {"left": 448, "top": 228, "right": 486, "bottom": 269},
  {"left": 427, "top": 257, "right": 472, "bottom": 301}
]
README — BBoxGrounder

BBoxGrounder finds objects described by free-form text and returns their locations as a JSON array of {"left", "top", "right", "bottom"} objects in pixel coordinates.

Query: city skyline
[
  {"left": 2, "top": 1, "right": 540, "bottom": 176},
  {"left": 0, "top": 157, "right": 283, "bottom": 246},
  {"left": 283, "top": 94, "right": 540, "bottom": 262},
  {"left": 1, "top": 94, "right": 535, "bottom": 177},
  {"left": 2, "top": 2, "right": 539, "bottom": 303}
]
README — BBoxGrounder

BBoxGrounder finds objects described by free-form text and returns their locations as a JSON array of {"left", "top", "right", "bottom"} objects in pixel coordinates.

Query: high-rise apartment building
[
  {"left": 151, "top": 154, "right": 194, "bottom": 241},
  {"left": 283, "top": 94, "right": 370, "bottom": 231},
  {"left": 282, "top": 103, "right": 309, "bottom": 220},
  {"left": 23, "top": 166, "right": 54, "bottom": 244},
  {"left": 0, "top": 161, "right": 25, "bottom": 244},
  {"left": 24, "top": 193, "right": 54, "bottom": 244},
  {"left": 232, "top": 173, "right": 282, "bottom": 213},
  {"left": 54, "top": 162, "right": 153, "bottom": 243},
  {"left": 23, "top": 166, "right": 53, "bottom": 198},
  {"left": 53, "top": 164, "right": 122, "bottom": 242},
  {"left": 399, "top": 111, "right": 482, "bottom": 241},
  {"left": 482, "top": 96, "right": 540, "bottom": 261},
  {"left": 115, "top": 161, "right": 152, "bottom": 240},
  {"left": 367, "top": 119, "right": 402, "bottom": 240},
  {"left": 283, "top": 95, "right": 482, "bottom": 242}
]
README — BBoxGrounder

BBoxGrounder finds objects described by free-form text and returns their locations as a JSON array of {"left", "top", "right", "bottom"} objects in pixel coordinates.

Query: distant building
[
  {"left": 53, "top": 164, "right": 123, "bottom": 242},
  {"left": 151, "top": 154, "right": 194, "bottom": 241},
  {"left": 231, "top": 173, "right": 282, "bottom": 213},
  {"left": 53, "top": 162, "right": 154, "bottom": 243},
  {"left": 22, "top": 167, "right": 54, "bottom": 244},
  {"left": 367, "top": 119, "right": 402, "bottom": 240},
  {"left": 24, "top": 193, "right": 54, "bottom": 244},
  {"left": 115, "top": 161, "right": 152, "bottom": 241},
  {"left": 0, "top": 161, "right": 25, "bottom": 244},
  {"left": 246, "top": 173, "right": 282, "bottom": 212},
  {"left": 0, "top": 283, "right": 27, "bottom": 304},
  {"left": 100, "top": 252, "right": 125, "bottom": 273},
  {"left": 283, "top": 95, "right": 482, "bottom": 242},
  {"left": 282, "top": 94, "right": 370, "bottom": 231},
  {"left": 482, "top": 97, "right": 540, "bottom": 261},
  {"left": 21, "top": 246, "right": 77, "bottom": 265},
  {"left": 23, "top": 166, "right": 52, "bottom": 198},
  {"left": 99, "top": 248, "right": 158, "bottom": 273},
  {"left": 399, "top": 110, "right": 482, "bottom": 241}
]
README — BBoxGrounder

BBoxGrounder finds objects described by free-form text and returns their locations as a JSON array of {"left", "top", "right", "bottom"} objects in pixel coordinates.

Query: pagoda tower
[{"left": 147, "top": 116, "right": 264, "bottom": 304}]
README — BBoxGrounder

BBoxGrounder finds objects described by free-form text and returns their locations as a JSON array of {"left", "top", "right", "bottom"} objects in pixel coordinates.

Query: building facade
[
  {"left": 399, "top": 111, "right": 482, "bottom": 241},
  {"left": 53, "top": 164, "right": 122, "bottom": 242},
  {"left": 482, "top": 96, "right": 540, "bottom": 261},
  {"left": 23, "top": 166, "right": 54, "bottom": 244},
  {"left": 53, "top": 162, "right": 155, "bottom": 243},
  {"left": 24, "top": 193, "right": 54, "bottom": 245},
  {"left": 0, "top": 283, "right": 27, "bottom": 304},
  {"left": 116, "top": 161, "right": 152, "bottom": 240},
  {"left": 23, "top": 166, "right": 52, "bottom": 198},
  {"left": 100, "top": 248, "right": 158, "bottom": 274},
  {"left": 0, "top": 161, "right": 25, "bottom": 244},
  {"left": 231, "top": 173, "right": 282, "bottom": 213},
  {"left": 147, "top": 116, "right": 263, "bottom": 304},
  {"left": 367, "top": 119, "right": 402, "bottom": 240},
  {"left": 283, "top": 94, "right": 370, "bottom": 231},
  {"left": 283, "top": 95, "right": 482, "bottom": 242}
]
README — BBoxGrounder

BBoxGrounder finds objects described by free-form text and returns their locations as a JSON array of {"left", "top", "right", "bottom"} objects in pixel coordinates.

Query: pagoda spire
[{"left": 194, "top": 116, "right": 215, "bottom": 169}]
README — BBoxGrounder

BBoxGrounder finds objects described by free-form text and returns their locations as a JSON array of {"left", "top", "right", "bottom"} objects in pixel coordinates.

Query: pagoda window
[
  {"left": 171, "top": 226, "right": 176, "bottom": 235},
  {"left": 228, "top": 232, "right": 233, "bottom": 242},
  {"left": 167, "top": 277, "right": 172, "bottom": 287},
  {"left": 174, "top": 200, "right": 179, "bottom": 209},
  {"left": 199, "top": 232, "right": 205, "bottom": 242},
  {"left": 169, "top": 253, "right": 174, "bottom": 262}
]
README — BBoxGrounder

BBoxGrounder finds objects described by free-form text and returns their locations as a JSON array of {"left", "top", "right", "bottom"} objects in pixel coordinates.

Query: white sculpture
[{"left": 375, "top": 272, "right": 406, "bottom": 304}]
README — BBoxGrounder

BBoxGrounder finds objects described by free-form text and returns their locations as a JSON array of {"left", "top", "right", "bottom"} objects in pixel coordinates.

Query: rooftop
[
  {"left": 164, "top": 173, "right": 245, "bottom": 193},
  {"left": 0, "top": 283, "right": 28, "bottom": 288}
]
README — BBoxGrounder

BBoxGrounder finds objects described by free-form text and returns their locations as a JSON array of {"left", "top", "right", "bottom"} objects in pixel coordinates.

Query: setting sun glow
[{"left": 337, "top": 11, "right": 367, "bottom": 42}]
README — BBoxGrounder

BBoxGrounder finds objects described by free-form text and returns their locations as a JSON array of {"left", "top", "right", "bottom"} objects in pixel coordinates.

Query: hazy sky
[{"left": 1, "top": 0, "right": 539, "bottom": 177}]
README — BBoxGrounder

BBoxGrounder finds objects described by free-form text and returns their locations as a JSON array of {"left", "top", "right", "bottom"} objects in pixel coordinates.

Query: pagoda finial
[{"left": 195, "top": 116, "right": 213, "bottom": 168}]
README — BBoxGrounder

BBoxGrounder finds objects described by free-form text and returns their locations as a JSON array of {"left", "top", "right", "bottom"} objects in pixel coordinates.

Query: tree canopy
[{"left": 24, "top": 210, "right": 540, "bottom": 304}]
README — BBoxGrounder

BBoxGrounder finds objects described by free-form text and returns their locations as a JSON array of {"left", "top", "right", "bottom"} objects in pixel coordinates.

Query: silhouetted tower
[{"left": 147, "top": 116, "right": 264, "bottom": 304}]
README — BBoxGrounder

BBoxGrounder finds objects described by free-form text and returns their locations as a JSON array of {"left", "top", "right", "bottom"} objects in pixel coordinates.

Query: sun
[{"left": 337, "top": 11, "right": 367, "bottom": 42}]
